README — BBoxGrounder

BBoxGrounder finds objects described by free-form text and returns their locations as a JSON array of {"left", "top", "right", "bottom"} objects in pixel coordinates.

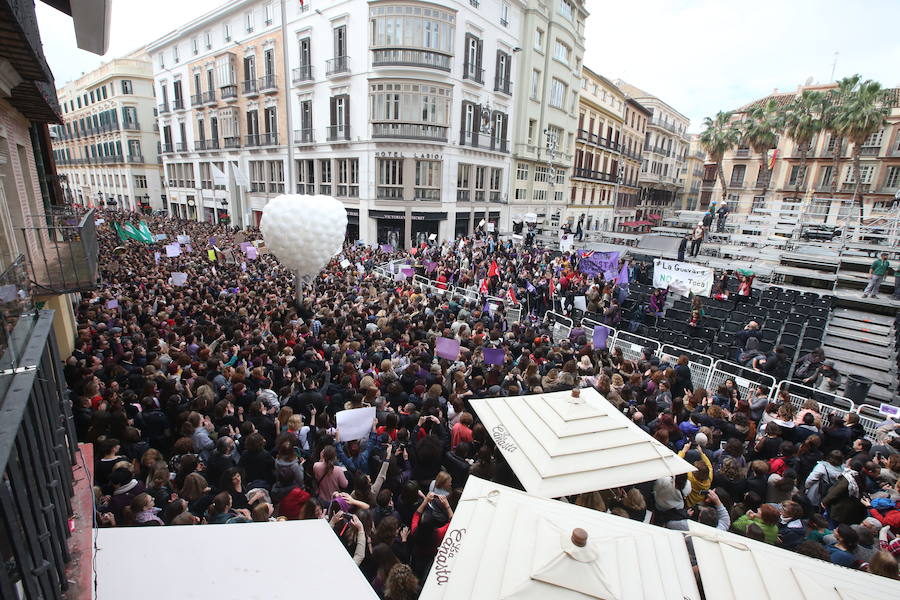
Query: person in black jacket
[
  {"left": 237, "top": 432, "right": 275, "bottom": 487},
  {"left": 442, "top": 442, "right": 471, "bottom": 489}
]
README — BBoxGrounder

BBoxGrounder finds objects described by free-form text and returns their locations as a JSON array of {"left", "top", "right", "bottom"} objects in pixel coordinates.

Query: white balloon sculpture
[{"left": 260, "top": 194, "right": 347, "bottom": 299}]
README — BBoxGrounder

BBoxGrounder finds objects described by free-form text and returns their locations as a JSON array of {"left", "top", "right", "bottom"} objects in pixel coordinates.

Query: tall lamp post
[{"left": 543, "top": 127, "right": 558, "bottom": 235}]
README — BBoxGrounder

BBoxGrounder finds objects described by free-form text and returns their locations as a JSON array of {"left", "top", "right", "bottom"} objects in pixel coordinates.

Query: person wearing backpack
[{"left": 805, "top": 450, "right": 844, "bottom": 506}]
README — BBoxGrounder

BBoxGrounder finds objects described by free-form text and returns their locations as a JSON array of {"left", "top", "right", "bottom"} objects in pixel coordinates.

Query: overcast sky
[{"left": 38, "top": 0, "right": 900, "bottom": 132}]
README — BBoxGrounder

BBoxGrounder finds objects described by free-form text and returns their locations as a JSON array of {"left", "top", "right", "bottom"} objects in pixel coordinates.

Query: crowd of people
[{"left": 70, "top": 210, "right": 900, "bottom": 598}]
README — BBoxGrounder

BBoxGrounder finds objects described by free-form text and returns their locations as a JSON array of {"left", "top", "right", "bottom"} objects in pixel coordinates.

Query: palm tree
[
  {"left": 821, "top": 75, "right": 860, "bottom": 199},
  {"left": 782, "top": 90, "right": 824, "bottom": 204},
  {"left": 833, "top": 78, "right": 890, "bottom": 219},
  {"left": 699, "top": 111, "right": 742, "bottom": 207},
  {"left": 743, "top": 99, "right": 784, "bottom": 203}
]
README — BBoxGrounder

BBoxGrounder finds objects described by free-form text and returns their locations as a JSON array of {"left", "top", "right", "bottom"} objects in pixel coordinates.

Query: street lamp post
[{"left": 543, "top": 127, "right": 558, "bottom": 235}]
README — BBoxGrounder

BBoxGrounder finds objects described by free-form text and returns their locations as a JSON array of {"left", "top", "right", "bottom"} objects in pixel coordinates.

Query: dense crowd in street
[{"left": 70, "top": 211, "right": 900, "bottom": 597}]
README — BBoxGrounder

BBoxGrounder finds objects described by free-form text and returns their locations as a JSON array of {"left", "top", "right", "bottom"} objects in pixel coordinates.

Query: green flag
[{"left": 137, "top": 221, "right": 154, "bottom": 243}]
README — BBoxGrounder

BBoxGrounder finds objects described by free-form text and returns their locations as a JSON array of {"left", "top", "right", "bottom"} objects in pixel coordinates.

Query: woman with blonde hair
[
  {"left": 574, "top": 491, "right": 607, "bottom": 512},
  {"left": 622, "top": 488, "right": 650, "bottom": 522},
  {"left": 276, "top": 406, "right": 293, "bottom": 433}
]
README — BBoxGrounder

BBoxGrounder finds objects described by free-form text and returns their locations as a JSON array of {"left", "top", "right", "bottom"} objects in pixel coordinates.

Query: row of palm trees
[{"left": 699, "top": 75, "right": 892, "bottom": 219}]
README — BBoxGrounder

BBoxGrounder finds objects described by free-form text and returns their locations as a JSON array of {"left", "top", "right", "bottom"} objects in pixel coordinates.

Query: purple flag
[
  {"left": 579, "top": 251, "right": 619, "bottom": 278},
  {"left": 526, "top": 281, "right": 536, "bottom": 293},
  {"left": 208, "top": 237, "right": 217, "bottom": 246},
  {"left": 435, "top": 337, "right": 460, "bottom": 360},
  {"left": 424, "top": 260, "right": 438, "bottom": 273},
  {"left": 592, "top": 325, "right": 611, "bottom": 350},
  {"left": 380, "top": 244, "right": 394, "bottom": 253},
  {"left": 401, "top": 267, "right": 414, "bottom": 277},
  {"left": 239, "top": 242, "right": 253, "bottom": 252},
  {"left": 618, "top": 262, "right": 629, "bottom": 285},
  {"left": 483, "top": 347, "right": 505, "bottom": 366}
]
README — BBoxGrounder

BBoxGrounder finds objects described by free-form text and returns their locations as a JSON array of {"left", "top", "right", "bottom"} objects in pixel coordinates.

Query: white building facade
[
  {"left": 507, "top": 0, "right": 588, "bottom": 229},
  {"left": 50, "top": 52, "right": 163, "bottom": 212},
  {"left": 147, "top": 0, "right": 525, "bottom": 246}
]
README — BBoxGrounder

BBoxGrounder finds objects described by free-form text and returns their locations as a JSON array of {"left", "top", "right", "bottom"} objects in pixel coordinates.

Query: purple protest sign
[
  {"left": 185, "top": 244, "right": 193, "bottom": 253},
  {"left": 579, "top": 251, "right": 619, "bottom": 279},
  {"left": 239, "top": 242, "right": 253, "bottom": 252},
  {"left": 424, "top": 260, "right": 438, "bottom": 273},
  {"left": 435, "top": 337, "right": 460, "bottom": 360},
  {"left": 106, "top": 299, "right": 119, "bottom": 310},
  {"left": 483, "top": 347, "right": 505, "bottom": 366},
  {"left": 592, "top": 325, "right": 611, "bottom": 350},
  {"left": 380, "top": 244, "right": 394, "bottom": 253},
  {"left": 208, "top": 237, "right": 217, "bottom": 246},
  {"left": 401, "top": 267, "right": 414, "bottom": 277},
  {"left": 245, "top": 246, "right": 258, "bottom": 260},
  {"left": 618, "top": 262, "right": 630, "bottom": 285}
]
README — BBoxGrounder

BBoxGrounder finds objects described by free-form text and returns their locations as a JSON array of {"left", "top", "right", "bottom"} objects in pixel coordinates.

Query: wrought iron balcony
[
  {"left": 203, "top": 90, "right": 217, "bottom": 104},
  {"left": 191, "top": 93, "right": 204, "bottom": 107},
  {"left": 16, "top": 208, "right": 98, "bottom": 294},
  {"left": 158, "top": 102, "right": 170, "bottom": 114},
  {"left": 259, "top": 74, "right": 277, "bottom": 92},
  {"left": 260, "top": 132, "right": 279, "bottom": 146},
  {"left": 205, "top": 138, "right": 220, "bottom": 150},
  {"left": 122, "top": 119, "right": 140, "bottom": 131},
  {"left": 326, "top": 56, "right": 350, "bottom": 76},
  {"left": 220, "top": 84, "right": 238, "bottom": 100},
  {"left": 463, "top": 64, "right": 484, "bottom": 84},
  {"left": 372, "top": 122, "right": 448, "bottom": 142},
  {"left": 573, "top": 168, "right": 616, "bottom": 183},
  {"left": 292, "top": 64, "right": 314, "bottom": 84},
  {"left": 327, "top": 125, "right": 351, "bottom": 141},
  {"left": 127, "top": 154, "right": 144, "bottom": 163},
  {"left": 494, "top": 77, "right": 512, "bottom": 95},
  {"left": 245, "top": 134, "right": 260, "bottom": 147},
  {"left": 0, "top": 307, "right": 78, "bottom": 599},
  {"left": 172, "top": 98, "right": 185, "bottom": 111},
  {"left": 860, "top": 145, "right": 881, "bottom": 156},
  {"left": 243, "top": 79, "right": 259, "bottom": 95},
  {"left": 293, "top": 128, "right": 315, "bottom": 144},
  {"left": 459, "top": 131, "right": 508, "bottom": 153},
  {"left": 176, "top": 142, "right": 189, "bottom": 152},
  {"left": 371, "top": 48, "right": 451, "bottom": 71},
  {"left": 223, "top": 136, "right": 241, "bottom": 149}
]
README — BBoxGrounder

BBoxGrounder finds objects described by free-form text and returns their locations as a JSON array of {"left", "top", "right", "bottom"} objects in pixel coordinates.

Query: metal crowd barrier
[
  {"left": 545, "top": 311, "right": 573, "bottom": 343},
  {"left": 777, "top": 379, "right": 855, "bottom": 427},
  {"left": 707, "top": 359, "right": 777, "bottom": 403},
  {"left": 611, "top": 330, "right": 659, "bottom": 362},
  {"left": 659, "top": 344, "right": 714, "bottom": 390}
]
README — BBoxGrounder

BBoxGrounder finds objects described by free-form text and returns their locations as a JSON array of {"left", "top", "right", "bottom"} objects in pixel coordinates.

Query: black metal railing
[
  {"left": 494, "top": 77, "right": 512, "bottom": 95},
  {"left": 204, "top": 138, "right": 220, "bottom": 150},
  {"left": 220, "top": 84, "right": 237, "bottom": 100},
  {"left": 371, "top": 48, "right": 451, "bottom": 71},
  {"left": 294, "top": 128, "right": 315, "bottom": 144},
  {"left": 203, "top": 90, "right": 216, "bottom": 104},
  {"left": 0, "top": 256, "right": 33, "bottom": 363},
  {"left": 245, "top": 134, "right": 260, "bottom": 147},
  {"left": 327, "top": 125, "right": 351, "bottom": 141},
  {"left": 172, "top": 98, "right": 184, "bottom": 111},
  {"left": 176, "top": 142, "right": 188, "bottom": 152},
  {"left": 191, "top": 93, "right": 203, "bottom": 106},
  {"left": 326, "top": 56, "right": 350, "bottom": 75},
  {"left": 242, "top": 79, "right": 258, "bottom": 95},
  {"left": 223, "top": 136, "right": 241, "bottom": 149},
  {"left": 15, "top": 208, "right": 98, "bottom": 294},
  {"left": 258, "top": 74, "right": 277, "bottom": 92},
  {"left": 463, "top": 64, "right": 485, "bottom": 84},
  {"left": 158, "top": 102, "right": 170, "bottom": 113},
  {"left": 372, "top": 122, "right": 448, "bottom": 142},
  {"left": 460, "top": 132, "right": 508, "bottom": 153},
  {"left": 292, "top": 64, "right": 314, "bottom": 83},
  {"left": 260, "top": 132, "right": 279, "bottom": 145},
  {"left": 0, "top": 309, "right": 78, "bottom": 600},
  {"left": 122, "top": 119, "right": 140, "bottom": 131}
]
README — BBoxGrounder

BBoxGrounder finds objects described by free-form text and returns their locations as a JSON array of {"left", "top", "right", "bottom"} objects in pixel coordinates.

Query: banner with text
[{"left": 652, "top": 259, "right": 714, "bottom": 297}]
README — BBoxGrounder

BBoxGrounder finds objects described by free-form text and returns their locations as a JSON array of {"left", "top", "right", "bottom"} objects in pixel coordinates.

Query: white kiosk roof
[
  {"left": 470, "top": 388, "right": 694, "bottom": 498},
  {"left": 687, "top": 521, "right": 900, "bottom": 600},
  {"left": 420, "top": 477, "right": 700, "bottom": 600},
  {"left": 95, "top": 519, "right": 378, "bottom": 599}
]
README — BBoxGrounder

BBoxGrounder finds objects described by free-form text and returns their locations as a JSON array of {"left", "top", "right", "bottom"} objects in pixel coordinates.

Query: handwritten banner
[{"left": 652, "top": 259, "right": 714, "bottom": 297}]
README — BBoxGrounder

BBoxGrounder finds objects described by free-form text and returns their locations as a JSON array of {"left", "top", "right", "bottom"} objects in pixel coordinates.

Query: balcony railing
[
  {"left": 327, "top": 125, "right": 351, "bottom": 141},
  {"left": 294, "top": 128, "right": 315, "bottom": 144},
  {"left": 494, "top": 77, "right": 512, "bottom": 95},
  {"left": 860, "top": 145, "right": 881, "bottom": 156},
  {"left": 735, "top": 148, "right": 751, "bottom": 157},
  {"left": 260, "top": 132, "right": 279, "bottom": 146},
  {"left": 573, "top": 168, "right": 617, "bottom": 183},
  {"left": 460, "top": 131, "right": 508, "bottom": 153},
  {"left": 842, "top": 182, "right": 871, "bottom": 192},
  {"left": 203, "top": 90, "right": 217, "bottom": 104},
  {"left": 576, "top": 129, "right": 620, "bottom": 152},
  {"left": 372, "top": 122, "right": 448, "bottom": 142},
  {"left": 414, "top": 188, "right": 441, "bottom": 201},
  {"left": 259, "top": 74, "right": 277, "bottom": 92},
  {"left": 0, "top": 308, "right": 78, "bottom": 599},
  {"left": 158, "top": 102, "right": 170, "bottom": 113},
  {"left": 224, "top": 136, "right": 241, "bottom": 149},
  {"left": 327, "top": 56, "right": 350, "bottom": 76},
  {"left": 191, "top": 93, "right": 204, "bottom": 106},
  {"left": 204, "top": 138, "right": 220, "bottom": 150},
  {"left": 245, "top": 134, "right": 260, "bottom": 147},
  {"left": 172, "top": 98, "right": 185, "bottom": 111},
  {"left": 292, "top": 64, "right": 314, "bottom": 83},
  {"left": 463, "top": 64, "right": 485, "bottom": 84},
  {"left": 649, "top": 117, "right": 681, "bottom": 135},
  {"left": 16, "top": 207, "right": 98, "bottom": 294},
  {"left": 160, "top": 143, "right": 174, "bottom": 153},
  {"left": 377, "top": 186, "right": 404, "bottom": 200},
  {"left": 122, "top": 119, "right": 140, "bottom": 131},
  {"left": 195, "top": 140, "right": 208, "bottom": 151},
  {"left": 371, "top": 48, "right": 451, "bottom": 71},
  {"left": 127, "top": 153, "right": 144, "bottom": 163},
  {"left": 176, "top": 141, "right": 189, "bottom": 152},
  {"left": 220, "top": 84, "right": 238, "bottom": 100},
  {"left": 243, "top": 79, "right": 259, "bottom": 95}
]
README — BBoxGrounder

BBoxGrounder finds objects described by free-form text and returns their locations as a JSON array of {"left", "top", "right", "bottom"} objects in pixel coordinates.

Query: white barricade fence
[
  {"left": 706, "top": 360, "right": 777, "bottom": 402},
  {"left": 506, "top": 306, "right": 523, "bottom": 327},
  {"left": 852, "top": 404, "right": 889, "bottom": 442},
  {"left": 452, "top": 285, "right": 480, "bottom": 303},
  {"left": 611, "top": 331, "right": 659, "bottom": 362},
  {"left": 776, "top": 379, "right": 855, "bottom": 427},
  {"left": 545, "top": 311, "right": 573, "bottom": 343},
  {"left": 659, "top": 344, "right": 714, "bottom": 390}
]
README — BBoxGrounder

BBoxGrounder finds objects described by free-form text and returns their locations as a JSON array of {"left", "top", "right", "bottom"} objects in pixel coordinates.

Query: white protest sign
[
  {"left": 486, "top": 223, "right": 495, "bottom": 232},
  {"left": 336, "top": 406, "right": 375, "bottom": 441},
  {"left": 652, "top": 259, "right": 714, "bottom": 297},
  {"left": 573, "top": 296, "right": 587, "bottom": 311},
  {"left": 559, "top": 235, "right": 573, "bottom": 253},
  {"left": 165, "top": 244, "right": 181, "bottom": 258},
  {"left": 0, "top": 284, "right": 18, "bottom": 302},
  {"left": 340, "top": 259, "right": 351, "bottom": 268},
  {"left": 177, "top": 234, "right": 191, "bottom": 244},
  {"left": 170, "top": 272, "right": 188, "bottom": 287}
]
